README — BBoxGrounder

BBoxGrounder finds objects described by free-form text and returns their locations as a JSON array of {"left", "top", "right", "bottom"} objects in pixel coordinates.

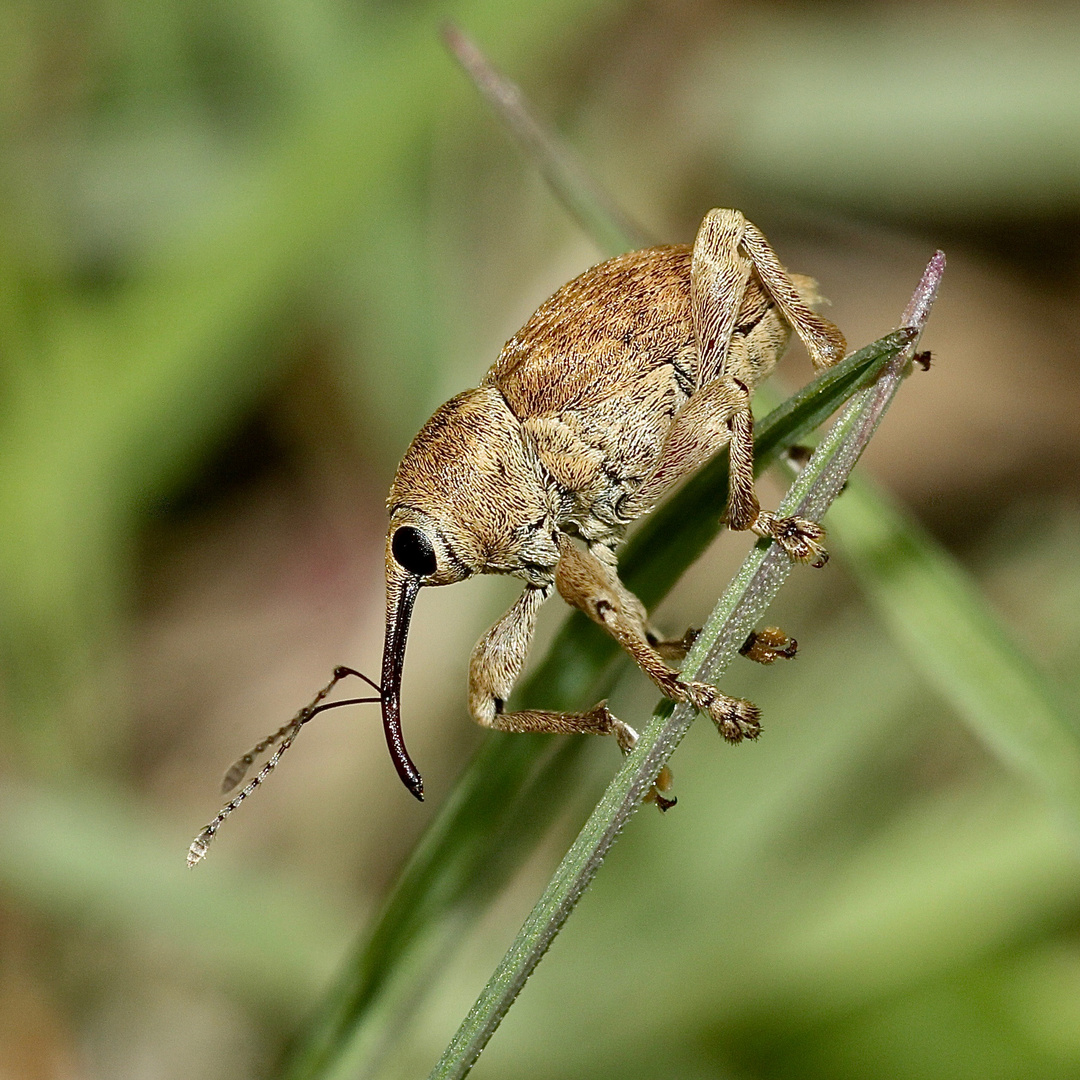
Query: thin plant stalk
[{"left": 442, "top": 24, "right": 654, "bottom": 255}]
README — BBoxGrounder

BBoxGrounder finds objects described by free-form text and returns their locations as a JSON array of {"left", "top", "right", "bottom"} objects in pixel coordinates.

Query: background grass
[{"left": 1, "top": 2, "right": 1080, "bottom": 1079}]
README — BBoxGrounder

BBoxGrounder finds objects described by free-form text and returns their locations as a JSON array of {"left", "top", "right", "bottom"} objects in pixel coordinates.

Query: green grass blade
[
  {"left": 829, "top": 479, "right": 1080, "bottom": 818},
  {"left": 443, "top": 24, "right": 655, "bottom": 255},
  {"left": 427, "top": 252, "right": 943, "bottom": 1080}
]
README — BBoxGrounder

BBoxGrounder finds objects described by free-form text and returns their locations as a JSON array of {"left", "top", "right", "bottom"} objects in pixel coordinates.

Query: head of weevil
[{"left": 380, "top": 386, "right": 558, "bottom": 800}]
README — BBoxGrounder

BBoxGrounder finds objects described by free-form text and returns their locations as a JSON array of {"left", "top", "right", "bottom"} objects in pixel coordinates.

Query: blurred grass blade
[
  {"left": 0, "top": 779, "right": 350, "bottom": 1009},
  {"left": 830, "top": 480, "right": 1080, "bottom": 818},
  {"left": 443, "top": 24, "right": 654, "bottom": 254},
  {"left": 427, "top": 252, "right": 944, "bottom": 1080}
]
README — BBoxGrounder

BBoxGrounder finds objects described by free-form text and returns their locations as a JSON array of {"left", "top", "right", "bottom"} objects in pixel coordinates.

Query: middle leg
[
  {"left": 554, "top": 536, "right": 761, "bottom": 742},
  {"left": 620, "top": 376, "right": 829, "bottom": 565}
]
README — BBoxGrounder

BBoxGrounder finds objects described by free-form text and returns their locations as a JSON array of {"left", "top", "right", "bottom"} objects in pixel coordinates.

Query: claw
[
  {"left": 686, "top": 682, "right": 762, "bottom": 742},
  {"left": 609, "top": 716, "right": 677, "bottom": 810},
  {"left": 713, "top": 700, "right": 762, "bottom": 742},
  {"left": 755, "top": 512, "right": 829, "bottom": 566},
  {"left": 644, "top": 764, "right": 677, "bottom": 811},
  {"left": 607, "top": 712, "right": 639, "bottom": 756},
  {"left": 740, "top": 626, "right": 798, "bottom": 664}
]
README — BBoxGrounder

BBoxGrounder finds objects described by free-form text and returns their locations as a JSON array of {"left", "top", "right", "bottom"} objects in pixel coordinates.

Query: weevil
[{"left": 189, "top": 208, "right": 845, "bottom": 863}]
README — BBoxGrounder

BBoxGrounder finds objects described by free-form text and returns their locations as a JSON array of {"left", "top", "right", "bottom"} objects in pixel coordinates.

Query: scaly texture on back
[{"left": 485, "top": 245, "right": 696, "bottom": 420}]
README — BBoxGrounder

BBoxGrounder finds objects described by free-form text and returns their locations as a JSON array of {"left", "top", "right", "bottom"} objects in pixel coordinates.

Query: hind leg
[{"left": 692, "top": 210, "right": 843, "bottom": 564}]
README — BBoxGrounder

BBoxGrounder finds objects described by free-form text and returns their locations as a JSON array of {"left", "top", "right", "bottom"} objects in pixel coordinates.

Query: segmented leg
[
  {"left": 554, "top": 536, "right": 760, "bottom": 743},
  {"left": 691, "top": 209, "right": 844, "bottom": 564},
  {"left": 738, "top": 219, "right": 846, "bottom": 371},
  {"left": 618, "top": 377, "right": 746, "bottom": 519},
  {"left": 468, "top": 581, "right": 635, "bottom": 739},
  {"left": 467, "top": 579, "right": 674, "bottom": 805},
  {"left": 726, "top": 403, "right": 829, "bottom": 567}
]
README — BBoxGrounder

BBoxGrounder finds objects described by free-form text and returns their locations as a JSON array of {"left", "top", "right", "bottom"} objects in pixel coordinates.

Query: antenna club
[{"left": 188, "top": 832, "right": 211, "bottom": 868}]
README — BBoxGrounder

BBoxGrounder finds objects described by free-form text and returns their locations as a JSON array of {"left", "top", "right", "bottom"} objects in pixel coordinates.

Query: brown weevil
[{"left": 189, "top": 208, "right": 845, "bottom": 864}]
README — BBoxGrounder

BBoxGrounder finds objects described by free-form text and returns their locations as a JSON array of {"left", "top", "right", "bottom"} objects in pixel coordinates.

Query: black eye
[{"left": 392, "top": 526, "right": 438, "bottom": 577}]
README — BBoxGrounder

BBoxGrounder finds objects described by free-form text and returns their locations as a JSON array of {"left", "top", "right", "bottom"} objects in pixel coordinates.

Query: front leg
[
  {"left": 554, "top": 537, "right": 761, "bottom": 743},
  {"left": 469, "top": 583, "right": 638, "bottom": 747},
  {"left": 469, "top": 579, "right": 675, "bottom": 807}
]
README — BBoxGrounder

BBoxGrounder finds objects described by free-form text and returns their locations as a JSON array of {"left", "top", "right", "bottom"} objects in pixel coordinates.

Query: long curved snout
[{"left": 381, "top": 564, "right": 425, "bottom": 800}]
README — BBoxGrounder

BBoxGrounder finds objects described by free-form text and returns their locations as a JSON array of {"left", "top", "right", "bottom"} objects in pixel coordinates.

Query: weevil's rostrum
[
  {"left": 381, "top": 209, "right": 846, "bottom": 800},
  {"left": 187, "top": 208, "right": 848, "bottom": 863}
]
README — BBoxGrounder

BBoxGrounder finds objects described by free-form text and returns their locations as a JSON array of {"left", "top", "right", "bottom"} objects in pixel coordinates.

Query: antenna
[{"left": 187, "top": 666, "right": 381, "bottom": 867}]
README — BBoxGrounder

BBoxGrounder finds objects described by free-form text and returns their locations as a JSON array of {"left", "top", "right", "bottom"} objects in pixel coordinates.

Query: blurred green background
[{"left": 2, "top": 1, "right": 1080, "bottom": 1077}]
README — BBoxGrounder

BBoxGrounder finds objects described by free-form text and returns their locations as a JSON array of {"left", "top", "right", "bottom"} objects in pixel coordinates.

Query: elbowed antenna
[
  {"left": 187, "top": 666, "right": 381, "bottom": 867},
  {"left": 380, "top": 568, "right": 425, "bottom": 800},
  {"left": 190, "top": 547, "right": 428, "bottom": 869}
]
